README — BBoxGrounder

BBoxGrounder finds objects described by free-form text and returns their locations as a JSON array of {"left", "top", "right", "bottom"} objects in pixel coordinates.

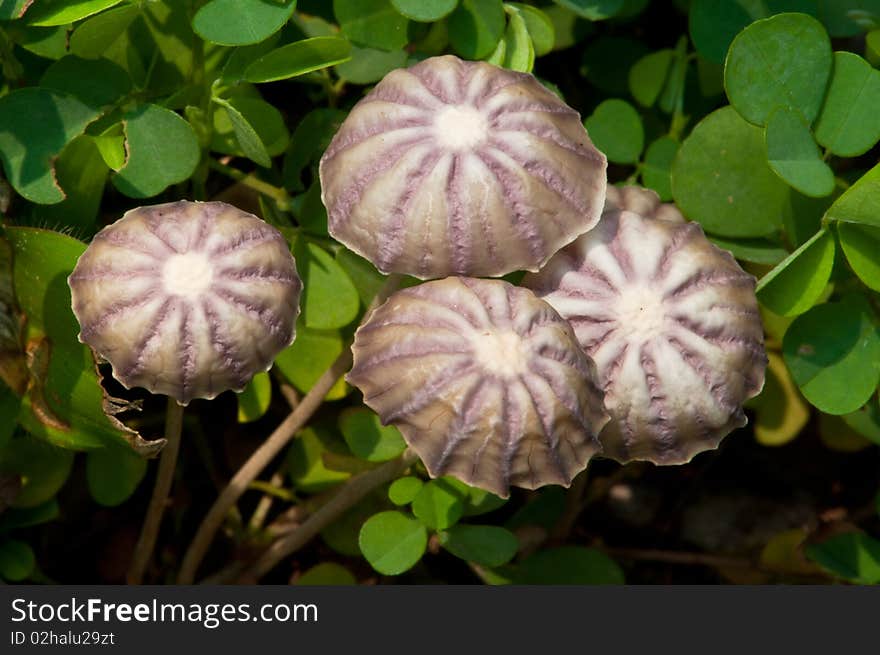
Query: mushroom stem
[
  {"left": 177, "top": 273, "right": 403, "bottom": 584},
  {"left": 127, "top": 398, "right": 185, "bottom": 584},
  {"left": 238, "top": 450, "right": 419, "bottom": 583}
]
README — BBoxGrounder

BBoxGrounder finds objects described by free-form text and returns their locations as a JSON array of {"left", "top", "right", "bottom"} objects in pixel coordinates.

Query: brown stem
[
  {"left": 177, "top": 274, "right": 403, "bottom": 584},
  {"left": 127, "top": 398, "right": 184, "bottom": 584},
  {"left": 239, "top": 450, "right": 419, "bottom": 583},
  {"left": 549, "top": 466, "right": 590, "bottom": 541}
]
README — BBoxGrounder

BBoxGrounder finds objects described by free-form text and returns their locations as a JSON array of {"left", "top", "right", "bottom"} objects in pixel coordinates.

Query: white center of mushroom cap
[
  {"left": 433, "top": 105, "right": 488, "bottom": 150},
  {"left": 473, "top": 330, "right": 528, "bottom": 378},
  {"left": 162, "top": 252, "right": 213, "bottom": 298},
  {"left": 614, "top": 285, "right": 667, "bottom": 340}
]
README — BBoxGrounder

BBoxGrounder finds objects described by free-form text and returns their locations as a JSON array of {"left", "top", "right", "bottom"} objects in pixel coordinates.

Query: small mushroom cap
[
  {"left": 348, "top": 277, "right": 608, "bottom": 497},
  {"left": 68, "top": 201, "right": 301, "bottom": 406},
  {"left": 320, "top": 54, "right": 607, "bottom": 280},
  {"left": 604, "top": 185, "right": 685, "bottom": 223},
  {"left": 524, "top": 195, "right": 767, "bottom": 465}
]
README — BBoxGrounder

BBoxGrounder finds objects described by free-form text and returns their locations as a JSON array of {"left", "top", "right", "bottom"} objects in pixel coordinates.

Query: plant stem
[
  {"left": 550, "top": 466, "right": 590, "bottom": 541},
  {"left": 127, "top": 398, "right": 185, "bottom": 584},
  {"left": 177, "top": 274, "right": 403, "bottom": 584},
  {"left": 207, "top": 159, "right": 291, "bottom": 210},
  {"left": 240, "top": 450, "right": 419, "bottom": 582}
]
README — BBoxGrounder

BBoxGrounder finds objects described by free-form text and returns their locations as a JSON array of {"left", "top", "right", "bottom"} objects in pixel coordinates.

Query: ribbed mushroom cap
[
  {"left": 68, "top": 201, "right": 301, "bottom": 406},
  {"left": 348, "top": 277, "right": 608, "bottom": 497},
  {"left": 604, "top": 185, "right": 685, "bottom": 223},
  {"left": 320, "top": 54, "right": 607, "bottom": 280},
  {"left": 524, "top": 196, "right": 767, "bottom": 465}
]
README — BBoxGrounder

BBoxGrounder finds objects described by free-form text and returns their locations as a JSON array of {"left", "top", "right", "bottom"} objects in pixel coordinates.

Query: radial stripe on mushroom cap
[
  {"left": 348, "top": 276, "right": 609, "bottom": 497},
  {"left": 68, "top": 200, "right": 302, "bottom": 406},
  {"left": 320, "top": 54, "right": 607, "bottom": 280},
  {"left": 524, "top": 192, "right": 767, "bottom": 465}
]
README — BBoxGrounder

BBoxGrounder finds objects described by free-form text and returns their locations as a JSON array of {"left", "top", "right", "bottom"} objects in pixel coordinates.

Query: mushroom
[
  {"left": 347, "top": 276, "right": 608, "bottom": 497},
  {"left": 68, "top": 200, "right": 301, "bottom": 582},
  {"left": 523, "top": 187, "right": 767, "bottom": 465},
  {"left": 319, "top": 54, "right": 607, "bottom": 279},
  {"left": 68, "top": 200, "right": 301, "bottom": 405}
]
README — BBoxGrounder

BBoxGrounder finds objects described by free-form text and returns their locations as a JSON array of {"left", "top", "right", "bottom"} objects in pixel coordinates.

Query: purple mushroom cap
[
  {"left": 320, "top": 54, "right": 607, "bottom": 280},
  {"left": 347, "top": 276, "right": 609, "bottom": 497},
  {"left": 68, "top": 200, "right": 302, "bottom": 406},
  {"left": 524, "top": 190, "right": 767, "bottom": 465}
]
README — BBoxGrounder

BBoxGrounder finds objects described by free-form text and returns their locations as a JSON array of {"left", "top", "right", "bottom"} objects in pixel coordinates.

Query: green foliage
[{"left": 1, "top": 0, "right": 879, "bottom": 587}]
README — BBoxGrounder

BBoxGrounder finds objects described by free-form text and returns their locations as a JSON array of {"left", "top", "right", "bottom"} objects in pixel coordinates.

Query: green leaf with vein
[
  {"left": 838, "top": 223, "right": 880, "bottom": 292},
  {"left": 448, "top": 0, "right": 505, "bottom": 59},
  {"left": 212, "top": 96, "right": 289, "bottom": 163},
  {"left": 339, "top": 407, "right": 406, "bottom": 462},
  {"left": 551, "top": 0, "right": 623, "bottom": 21},
  {"left": 765, "top": 106, "right": 834, "bottom": 197},
  {"left": 69, "top": 4, "right": 139, "bottom": 59},
  {"left": 584, "top": 99, "right": 644, "bottom": 165},
  {"left": 294, "top": 240, "right": 360, "bottom": 330},
  {"left": 783, "top": 294, "right": 880, "bottom": 415},
  {"left": 814, "top": 51, "right": 880, "bottom": 157},
  {"left": 112, "top": 104, "right": 200, "bottom": 199},
  {"left": 412, "top": 479, "right": 465, "bottom": 530},
  {"left": 439, "top": 524, "right": 518, "bottom": 567},
  {"left": 245, "top": 37, "right": 352, "bottom": 83},
  {"left": 193, "top": 0, "right": 297, "bottom": 46},
  {"left": 5, "top": 227, "right": 162, "bottom": 455},
  {"left": 502, "top": 4, "right": 534, "bottom": 72},
  {"left": 334, "top": 0, "right": 409, "bottom": 51},
  {"left": 509, "top": 3, "right": 554, "bottom": 56},
  {"left": 359, "top": 511, "right": 427, "bottom": 575},
  {"left": 0, "top": 89, "right": 99, "bottom": 204},
  {"left": 237, "top": 371, "right": 271, "bottom": 424},
  {"left": 212, "top": 97, "right": 271, "bottom": 167},
  {"left": 824, "top": 162, "right": 880, "bottom": 228},
  {"left": 391, "top": 0, "right": 458, "bottom": 22},
  {"left": 641, "top": 136, "right": 678, "bottom": 201},
  {"left": 629, "top": 49, "right": 673, "bottom": 107},
  {"left": 0, "top": 435, "right": 73, "bottom": 508},
  {"left": 724, "top": 13, "right": 832, "bottom": 125},
  {"left": 25, "top": 0, "right": 125, "bottom": 27},
  {"left": 672, "top": 106, "right": 789, "bottom": 237},
  {"left": 274, "top": 326, "right": 348, "bottom": 400},
  {"left": 86, "top": 446, "right": 148, "bottom": 507},
  {"left": 806, "top": 532, "right": 880, "bottom": 583},
  {"left": 756, "top": 228, "right": 835, "bottom": 316}
]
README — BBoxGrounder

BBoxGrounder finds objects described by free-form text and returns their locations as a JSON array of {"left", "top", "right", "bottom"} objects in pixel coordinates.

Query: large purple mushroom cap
[
  {"left": 347, "top": 277, "right": 608, "bottom": 497},
  {"left": 68, "top": 200, "right": 301, "bottom": 406},
  {"left": 524, "top": 190, "right": 767, "bottom": 465},
  {"left": 320, "top": 54, "right": 607, "bottom": 280}
]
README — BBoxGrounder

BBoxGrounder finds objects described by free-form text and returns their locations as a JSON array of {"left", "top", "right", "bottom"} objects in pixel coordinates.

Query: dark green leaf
[
  {"left": 824, "top": 162, "right": 880, "bottom": 228},
  {"left": 212, "top": 97, "right": 272, "bottom": 167},
  {"left": 17, "top": 25, "right": 68, "bottom": 60},
  {"left": 26, "top": 0, "right": 124, "bottom": 27},
  {"left": 672, "top": 106, "right": 789, "bottom": 237},
  {"left": 388, "top": 476, "right": 424, "bottom": 506},
  {"left": 340, "top": 407, "right": 406, "bottom": 462},
  {"left": 69, "top": 4, "right": 139, "bottom": 59},
  {"left": 193, "top": 0, "right": 297, "bottom": 46},
  {"left": 294, "top": 240, "right": 360, "bottom": 330},
  {"left": 334, "top": 0, "right": 409, "bottom": 51},
  {"left": 112, "top": 104, "right": 200, "bottom": 198},
  {"left": 817, "top": 0, "right": 880, "bottom": 37},
  {"left": 212, "top": 95, "right": 289, "bottom": 161},
  {"left": 724, "top": 13, "right": 832, "bottom": 126},
  {"left": 782, "top": 294, "right": 880, "bottom": 415},
  {"left": 283, "top": 108, "right": 347, "bottom": 192},
  {"left": 765, "top": 106, "right": 834, "bottom": 198},
  {"left": 641, "top": 136, "right": 678, "bottom": 201},
  {"left": 40, "top": 135, "right": 109, "bottom": 233},
  {"left": 517, "top": 546, "right": 625, "bottom": 584},
  {"left": 335, "top": 46, "right": 408, "bottom": 84},
  {"left": 412, "top": 479, "right": 466, "bottom": 530},
  {"left": 814, "top": 51, "right": 880, "bottom": 157},
  {"left": 756, "top": 228, "right": 835, "bottom": 316},
  {"left": 509, "top": 3, "right": 554, "bottom": 56},
  {"left": 288, "top": 426, "right": 351, "bottom": 492},
  {"left": 245, "top": 37, "right": 352, "bottom": 83},
  {"left": 0, "top": 88, "right": 99, "bottom": 204},
  {"left": 551, "top": 0, "right": 623, "bottom": 21},
  {"left": 0, "top": 0, "right": 31, "bottom": 20},
  {"left": 583, "top": 99, "right": 644, "bottom": 165},
  {"left": 295, "top": 562, "right": 356, "bottom": 585},
  {"left": 391, "top": 0, "right": 458, "bottom": 22},
  {"left": 806, "top": 532, "right": 880, "bottom": 583},
  {"left": 40, "top": 56, "right": 131, "bottom": 111},
  {"left": 359, "top": 510, "right": 427, "bottom": 575},
  {"left": 6, "top": 228, "right": 161, "bottom": 455},
  {"left": 689, "top": 0, "right": 754, "bottom": 65},
  {"left": 447, "top": 0, "right": 505, "bottom": 59},
  {"left": 0, "top": 500, "right": 59, "bottom": 532},
  {"left": 842, "top": 401, "right": 880, "bottom": 446},
  {"left": 274, "top": 326, "right": 348, "bottom": 400},
  {"left": 629, "top": 49, "right": 672, "bottom": 107},
  {"left": 321, "top": 493, "right": 385, "bottom": 556},
  {"left": 439, "top": 524, "right": 518, "bottom": 567},
  {"left": 0, "top": 538, "right": 34, "bottom": 581},
  {"left": 0, "top": 435, "right": 73, "bottom": 508},
  {"left": 708, "top": 235, "right": 789, "bottom": 266},
  {"left": 582, "top": 37, "right": 648, "bottom": 95},
  {"left": 237, "top": 371, "right": 271, "bottom": 424},
  {"left": 86, "top": 446, "right": 148, "bottom": 507},
  {"left": 335, "top": 250, "right": 386, "bottom": 308},
  {"left": 838, "top": 222, "right": 880, "bottom": 292}
]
